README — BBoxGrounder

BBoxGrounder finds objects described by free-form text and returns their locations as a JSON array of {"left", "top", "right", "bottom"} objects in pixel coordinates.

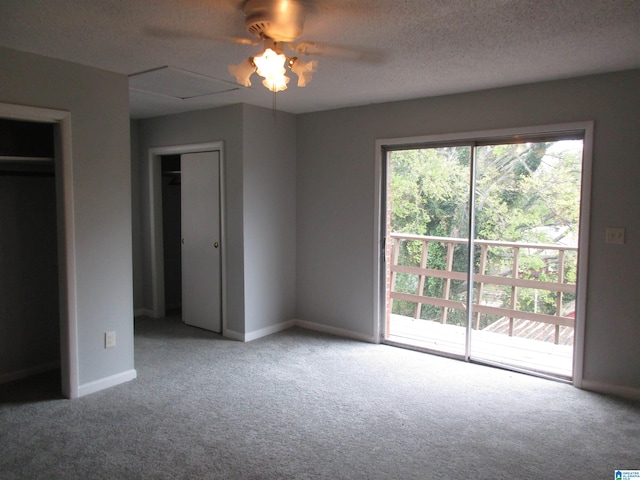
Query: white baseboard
[
  {"left": 0, "top": 361, "right": 60, "bottom": 385},
  {"left": 244, "top": 320, "right": 297, "bottom": 342},
  {"left": 295, "top": 319, "right": 377, "bottom": 343},
  {"left": 134, "top": 308, "right": 154, "bottom": 317},
  {"left": 223, "top": 320, "right": 297, "bottom": 342},
  {"left": 223, "top": 319, "right": 376, "bottom": 344},
  {"left": 77, "top": 369, "right": 137, "bottom": 398},
  {"left": 580, "top": 379, "right": 640, "bottom": 401},
  {"left": 222, "top": 328, "right": 245, "bottom": 341}
]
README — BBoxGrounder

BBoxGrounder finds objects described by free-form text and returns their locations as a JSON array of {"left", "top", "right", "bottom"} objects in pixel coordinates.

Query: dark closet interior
[
  {"left": 0, "top": 118, "right": 60, "bottom": 385},
  {"left": 162, "top": 154, "right": 182, "bottom": 313}
]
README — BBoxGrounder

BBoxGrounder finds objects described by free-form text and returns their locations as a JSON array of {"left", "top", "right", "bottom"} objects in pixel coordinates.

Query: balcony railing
[{"left": 388, "top": 234, "right": 577, "bottom": 344}]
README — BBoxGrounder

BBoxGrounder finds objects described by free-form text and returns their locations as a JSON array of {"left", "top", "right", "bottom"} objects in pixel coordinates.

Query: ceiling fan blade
[
  {"left": 291, "top": 41, "right": 384, "bottom": 63},
  {"left": 181, "top": 0, "right": 244, "bottom": 13},
  {"left": 144, "top": 26, "right": 260, "bottom": 46}
]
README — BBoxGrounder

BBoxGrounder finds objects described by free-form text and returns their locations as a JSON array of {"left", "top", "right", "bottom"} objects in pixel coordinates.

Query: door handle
[{"left": 214, "top": 242, "right": 219, "bottom": 248}]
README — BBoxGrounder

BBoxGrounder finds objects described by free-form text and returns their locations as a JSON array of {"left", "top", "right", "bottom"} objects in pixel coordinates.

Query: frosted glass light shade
[
  {"left": 290, "top": 57, "right": 317, "bottom": 87},
  {"left": 228, "top": 58, "right": 256, "bottom": 87},
  {"left": 253, "top": 48, "right": 290, "bottom": 92},
  {"left": 261, "top": 75, "right": 290, "bottom": 92}
]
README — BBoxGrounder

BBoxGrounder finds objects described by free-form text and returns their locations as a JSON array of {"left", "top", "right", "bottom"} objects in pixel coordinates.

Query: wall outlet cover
[
  {"left": 105, "top": 331, "right": 116, "bottom": 348},
  {"left": 605, "top": 227, "right": 625, "bottom": 244}
]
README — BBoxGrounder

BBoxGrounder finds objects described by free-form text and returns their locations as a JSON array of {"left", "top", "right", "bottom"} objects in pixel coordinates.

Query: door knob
[
  {"left": 181, "top": 238, "right": 185, "bottom": 244},
  {"left": 214, "top": 242, "right": 219, "bottom": 248}
]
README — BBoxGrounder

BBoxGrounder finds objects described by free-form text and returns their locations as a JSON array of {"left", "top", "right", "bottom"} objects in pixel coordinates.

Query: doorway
[
  {"left": 148, "top": 143, "right": 225, "bottom": 334},
  {"left": 0, "top": 119, "right": 60, "bottom": 389},
  {"left": 378, "top": 124, "right": 592, "bottom": 382},
  {"left": 0, "top": 104, "right": 77, "bottom": 399}
]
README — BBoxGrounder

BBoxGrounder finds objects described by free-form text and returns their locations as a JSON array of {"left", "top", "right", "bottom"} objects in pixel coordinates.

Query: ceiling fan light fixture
[
  {"left": 289, "top": 57, "right": 317, "bottom": 87},
  {"left": 261, "top": 74, "right": 290, "bottom": 92},
  {"left": 253, "top": 47, "right": 290, "bottom": 92},
  {"left": 228, "top": 58, "right": 256, "bottom": 87}
]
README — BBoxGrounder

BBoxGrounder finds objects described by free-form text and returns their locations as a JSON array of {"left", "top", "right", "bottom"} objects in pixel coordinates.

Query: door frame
[
  {"left": 374, "top": 122, "right": 593, "bottom": 388},
  {"left": 0, "top": 102, "right": 78, "bottom": 399},
  {"left": 147, "top": 141, "right": 227, "bottom": 333}
]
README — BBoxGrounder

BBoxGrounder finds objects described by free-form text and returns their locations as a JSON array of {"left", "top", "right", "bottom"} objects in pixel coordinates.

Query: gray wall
[
  {"left": 242, "top": 105, "right": 296, "bottom": 333},
  {"left": 0, "top": 47, "right": 134, "bottom": 388},
  {"left": 296, "top": 69, "right": 640, "bottom": 393},
  {"left": 134, "top": 104, "right": 297, "bottom": 337},
  {"left": 131, "top": 120, "right": 144, "bottom": 315},
  {"left": 134, "top": 104, "right": 246, "bottom": 332}
]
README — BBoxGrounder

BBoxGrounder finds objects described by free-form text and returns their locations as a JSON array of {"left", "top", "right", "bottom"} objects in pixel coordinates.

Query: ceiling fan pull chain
[{"left": 272, "top": 90, "right": 277, "bottom": 120}]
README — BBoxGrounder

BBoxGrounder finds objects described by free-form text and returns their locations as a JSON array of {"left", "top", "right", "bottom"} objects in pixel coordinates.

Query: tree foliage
[{"left": 389, "top": 141, "right": 582, "bottom": 325}]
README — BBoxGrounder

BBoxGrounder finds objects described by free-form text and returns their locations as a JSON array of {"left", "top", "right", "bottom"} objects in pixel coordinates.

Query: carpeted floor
[{"left": 1, "top": 315, "right": 639, "bottom": 479}]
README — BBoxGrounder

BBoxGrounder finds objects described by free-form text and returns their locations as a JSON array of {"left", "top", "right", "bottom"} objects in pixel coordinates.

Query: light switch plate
[
  {"left": 605, "top": 227, "right": 625, "bottom": 244},
  {"left": 105, "top": 331, "right": 116, "bottom": 348}
]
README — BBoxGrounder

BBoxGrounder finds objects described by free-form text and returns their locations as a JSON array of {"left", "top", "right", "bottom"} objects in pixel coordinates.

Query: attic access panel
[{"left": 129, "top": 66, "right": 240, "bottom": 100}]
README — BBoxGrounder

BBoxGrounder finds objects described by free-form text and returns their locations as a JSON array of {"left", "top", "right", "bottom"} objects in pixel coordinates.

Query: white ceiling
[{"left": 1, "top": 0, "right": 639, "bottom": 119}]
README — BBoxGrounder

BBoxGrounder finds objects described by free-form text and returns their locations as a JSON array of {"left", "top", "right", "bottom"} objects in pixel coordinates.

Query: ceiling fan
[
  {"left": 156, "top": 0, "right": 380, "bottom": 93},
  {"left": 224, "top": 0, "right": 315, "bottom": 92},
  {"left": 146, "top": 0, "right": 380, "bottom": 93},
  {"left": 226, "top": 0, "right": 381, "bottom": 92}
]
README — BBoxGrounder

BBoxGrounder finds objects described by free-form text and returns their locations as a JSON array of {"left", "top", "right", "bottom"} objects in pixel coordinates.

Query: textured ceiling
[{"left": 1, "top": 0, "right": 639, "bottom": 119}]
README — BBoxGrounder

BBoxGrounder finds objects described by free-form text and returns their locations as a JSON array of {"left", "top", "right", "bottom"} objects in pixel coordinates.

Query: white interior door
[{"left": 181, "top": 151, "right": 221, "bottom": 332}]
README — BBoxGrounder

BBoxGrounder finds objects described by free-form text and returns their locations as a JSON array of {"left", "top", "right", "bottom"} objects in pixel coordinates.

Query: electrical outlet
[
  {"left": 105, "top": 331, "right": 116, "bottom": 348},
  {"left": 605, "top": 227, "right": 625, "bottom": 244}
]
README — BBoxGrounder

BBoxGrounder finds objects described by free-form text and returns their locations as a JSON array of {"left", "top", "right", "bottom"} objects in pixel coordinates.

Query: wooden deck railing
[{"left": 388, "top": 233, "right": 577, "bottom": 344}]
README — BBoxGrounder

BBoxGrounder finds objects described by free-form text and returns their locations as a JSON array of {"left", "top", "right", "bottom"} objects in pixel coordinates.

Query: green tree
[{"left": 389, "top": 140, "right": 582, "bottom": 324}]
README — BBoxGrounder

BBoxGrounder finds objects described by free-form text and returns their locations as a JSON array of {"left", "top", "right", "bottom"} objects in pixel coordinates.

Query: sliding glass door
[
  {"left": 385, "top": 145, "right": 472, "bottom": 356},
  {"left": 384, "top": 135, "right": 584, "bottom": 379}
]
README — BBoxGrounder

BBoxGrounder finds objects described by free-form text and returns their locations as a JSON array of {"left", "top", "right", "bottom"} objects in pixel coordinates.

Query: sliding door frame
[{"left": 374, "top": 122, "right": 593, "bottom": 388}]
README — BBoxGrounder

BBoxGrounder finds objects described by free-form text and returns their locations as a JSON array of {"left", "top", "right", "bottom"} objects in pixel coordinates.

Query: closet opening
[
  {"left": 147, "top": 142, "right": 225, "bottom": 334},
  {"left": 0, "top": 118, "right": 61, "bottom": 396},
  {"left": 161, "top": 154, "right": 182, "bottom": 316}
]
